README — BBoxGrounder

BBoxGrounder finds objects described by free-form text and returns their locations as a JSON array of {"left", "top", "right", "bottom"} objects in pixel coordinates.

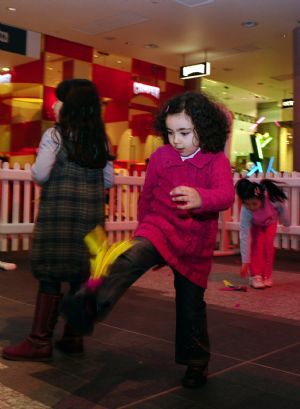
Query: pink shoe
[
  {"left": 263, "top": 277, "right": 273, "bottom": 287},
  {"left": 250, "top": 275, "right": 265, "bottom": 289}
]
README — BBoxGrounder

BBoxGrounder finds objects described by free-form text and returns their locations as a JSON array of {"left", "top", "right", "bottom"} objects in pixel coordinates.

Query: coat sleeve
[
  {"left": 137, "top": 154, "right": 158, "bottom": 223},
  {"left": 103, "top": 161, "right": 114, "bottom": 188},
  {"left": 191, "top": 153, "right": 235, "bottom": 214},
  {"left": 239, "top": 206, "right": 252, "bottom": 263},
  {"left": 274, "top": 201, "right": 290, "bottom": 227},
  {"left": 31, "top": 128, "right": 60, "bottom": 185}
]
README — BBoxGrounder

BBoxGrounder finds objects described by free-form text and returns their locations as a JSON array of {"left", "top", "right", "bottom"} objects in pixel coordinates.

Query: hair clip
[
  {"left": 165, "top": 105, "right": 169, "bottom": 113},
  {"left": 254, "top": 186, "right": 262, "bottom": 197}
]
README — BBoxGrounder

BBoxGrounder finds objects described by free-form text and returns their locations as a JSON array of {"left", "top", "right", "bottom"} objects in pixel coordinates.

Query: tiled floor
[{"left": 0, "top": 250, "right": 299, "bottom": 409}]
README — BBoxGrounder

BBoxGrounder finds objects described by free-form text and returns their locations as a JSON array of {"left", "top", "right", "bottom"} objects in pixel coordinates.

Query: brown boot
[
  {"left": 55, "top": 323, "right": 84, "bottom": 355},
  {"left": 2, "top": 292, "right": 61, "bottom": 361}
]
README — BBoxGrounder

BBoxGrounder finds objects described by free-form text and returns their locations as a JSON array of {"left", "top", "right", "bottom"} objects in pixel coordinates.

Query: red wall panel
[
  {"left": 42, "top": 86, "right": 56, "bottom": 121},
  {"left": 93, "top": 65, "right": 132, "bottom": 102},
  {"left": 0, "top": 101, "right": 12, "bottom": 125},
  {"left": 104, "top": 100, "right": 128, "bottom": 123},
  {"left": 12, "top": 60, "right": 44, "bottom": 84},
  {"left": 132, "top": 59, "right": 166, "bottom": 81},
  {"left": 45, "top": 35, "right": 93, "bottom": 62},
  {"left": 11, "top": 121, "right": 42, "bottom": 151}
]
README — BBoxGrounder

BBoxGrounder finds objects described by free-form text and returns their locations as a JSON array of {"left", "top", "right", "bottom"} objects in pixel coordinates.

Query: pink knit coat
[{"left": 134, "top": 145, "right": 235, "bottom": 288}]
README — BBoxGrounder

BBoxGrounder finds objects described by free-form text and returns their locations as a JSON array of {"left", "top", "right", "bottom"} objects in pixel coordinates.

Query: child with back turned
[
  {"left": 2, "top": 79, "right": 114, "bottom": 361},
  {"left": 235, "top": 178, "right": 290, "bottom": 289},
  {"left": 61, "top": 91, "right": 235, "bottom": 388}
]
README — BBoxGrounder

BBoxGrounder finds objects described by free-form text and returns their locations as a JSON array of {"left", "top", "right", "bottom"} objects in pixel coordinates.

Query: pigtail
[
  {"left": 260, "top": 179, "right": 287, "bottom": 202},
  {"left": 235, "top": 178, "right": 264, "bottom": 201}
]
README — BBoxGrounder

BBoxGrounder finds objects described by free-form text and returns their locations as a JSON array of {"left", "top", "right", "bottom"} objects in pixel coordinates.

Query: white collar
[{"left": 181, "top": 147, "right": 201, "bottom": 161}]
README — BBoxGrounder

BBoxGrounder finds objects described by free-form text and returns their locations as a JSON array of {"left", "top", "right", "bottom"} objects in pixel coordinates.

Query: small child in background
[
  {"left": 235, "top": 178, "right": 290, "bottom": 289},
  {"left": 0, "top": 261, "right": 16, "bottom": 270}
]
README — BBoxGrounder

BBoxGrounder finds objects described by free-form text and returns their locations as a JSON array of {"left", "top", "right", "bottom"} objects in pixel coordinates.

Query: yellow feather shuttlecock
[
  {"left": 84, "top": 226, "right": 135, "bottom": 280},
  {"left": 223, "top": 280, "right": 234, "bottom": 288},
  {"left": 84, "top": 225, "right": 107, "bottom": 256}
]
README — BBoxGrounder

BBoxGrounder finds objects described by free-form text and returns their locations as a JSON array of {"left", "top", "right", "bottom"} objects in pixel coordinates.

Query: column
[
  {"left": 184, "top": 77, "right": 201, "bottom": 91},
  {"left": 293, "top": 26, "right": 300, "bottom": 171}
]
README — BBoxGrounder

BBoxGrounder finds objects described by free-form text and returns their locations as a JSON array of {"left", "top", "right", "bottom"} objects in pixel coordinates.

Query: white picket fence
[{"left": 0, "top": 161, "right": 300, "bottom": 253}]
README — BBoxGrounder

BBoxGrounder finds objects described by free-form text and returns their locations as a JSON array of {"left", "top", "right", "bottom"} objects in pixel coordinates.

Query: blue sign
[{"left": 247, "top": 156, "right": 277, "bottom": 176}]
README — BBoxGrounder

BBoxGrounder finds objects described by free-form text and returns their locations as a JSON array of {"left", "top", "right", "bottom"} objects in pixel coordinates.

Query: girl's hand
[
  {"left": 170, "top": 186, "right": 202, "bottom": 210},
  {"left": 240, "top": 263, "right": 249, "bottom": 278}
]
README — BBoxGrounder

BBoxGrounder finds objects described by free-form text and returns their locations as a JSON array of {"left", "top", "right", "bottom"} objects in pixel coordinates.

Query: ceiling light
[
  {"left": 175, "top": 0, "right": 214, "bottom": 6},
  {"left": 7, "top": 7, "right": 16, "bottom": 11},
  {"left": 241, "top": 21, "right": 258, "bottom": 28},
  {"left": 144, "top": 43, "right": 159, "bottom": 48},
  {"left": 2, "top": 67, "right": 10, "bottom": 72}
]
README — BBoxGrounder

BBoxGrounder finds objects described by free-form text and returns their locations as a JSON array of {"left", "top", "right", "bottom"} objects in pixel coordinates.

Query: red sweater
[{"left": 134, "top": 145, "right": 235, "bottom": 288}]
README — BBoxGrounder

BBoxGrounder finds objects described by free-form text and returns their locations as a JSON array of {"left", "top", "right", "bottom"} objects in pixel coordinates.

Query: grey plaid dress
[{"left": 31, "top": 148, "right": 105, "bottom": 283}]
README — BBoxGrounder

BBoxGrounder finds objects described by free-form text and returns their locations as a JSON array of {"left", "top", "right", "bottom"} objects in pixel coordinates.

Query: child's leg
[
  {"left": 61, "top": 237, "right": 164, "bottom": 334},
  {"left": 173, "top": 271, "right": 209, "bottom": 387},
  {"left": 263, "top": 222, "right": 277, "bottom": 280},
  {"left": 55, "top": 280, "right": 85, "bottom": 355},
  {"left": 94, "top": 238, "right": 164, "bottom": 319},
  {"left": 2, "top": 280, "right": 61, "bottom": 361},
  {"left": 250, "top": 225, "right": 265, "bottom": 277}
]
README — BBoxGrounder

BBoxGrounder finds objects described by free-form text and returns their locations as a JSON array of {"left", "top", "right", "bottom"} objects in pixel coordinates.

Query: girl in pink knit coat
[{"left": 61, "top": 91, "right": 235, "bottom": 389}]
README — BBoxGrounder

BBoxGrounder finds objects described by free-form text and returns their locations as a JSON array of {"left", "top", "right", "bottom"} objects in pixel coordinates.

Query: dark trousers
[
  {"left": 95, "top": 237, "right": 210, "bottom": 367},
  {"left": 39, "top": 280, "right": 82, "bottom": 296}
]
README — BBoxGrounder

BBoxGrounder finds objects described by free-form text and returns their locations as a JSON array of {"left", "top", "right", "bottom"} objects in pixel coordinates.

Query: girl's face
[
  {"left": 166, "top": 112, "right": 200, "bottom": 157},
  {"left": 243, "top": 198, "right": 263, "bottom": 212},
  {"left": 52, "top": 100, "right": 63, "bottom": 121}
]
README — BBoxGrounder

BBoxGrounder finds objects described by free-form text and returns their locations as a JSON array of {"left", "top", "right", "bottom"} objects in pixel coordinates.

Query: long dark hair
[
  {"left": 235, "top": 178, "right": 287, "bottom": 203},
  {"left": 154, "top": 91, "right": 231, "bottom": 153},
  {"left": 55, "top": 79, "right": 114, "bottom": 168}
]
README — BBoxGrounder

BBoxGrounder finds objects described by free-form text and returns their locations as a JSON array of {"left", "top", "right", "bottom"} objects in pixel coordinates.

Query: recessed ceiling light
[
  {"left": 175, "top": 0, "right": 214, "bottom": 6},
  {"left": 7, "top": 7, "right": 17, "bottom": 11},
  {"left": 144, "top": 43, "right": 159, "bottom": 48},
  {"left": 241, "top": 21, "right": 258, "bottom": 28}
]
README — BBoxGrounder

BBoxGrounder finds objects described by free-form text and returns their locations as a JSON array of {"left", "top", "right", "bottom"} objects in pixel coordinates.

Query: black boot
[
  {"left": 55, "top": 323, "right": 84, "bottom": 355},
  {"left": 60, "top": 289, "right": 97, "bottom": 336},
  {"left": 181, "top": 365, "right": 208, "bottom": 388}
]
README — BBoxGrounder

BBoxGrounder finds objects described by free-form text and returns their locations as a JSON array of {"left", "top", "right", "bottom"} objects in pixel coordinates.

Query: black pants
[
  {"left": 94, "top": 237, "right": 210, "bottom": 367},
  {"left": 39, "top": 280, "right": 82, "bottom": 296}
]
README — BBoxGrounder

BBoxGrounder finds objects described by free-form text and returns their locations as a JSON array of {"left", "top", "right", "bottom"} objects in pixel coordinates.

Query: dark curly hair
[
  {"left": 154, "top": 91, "right": 231, "bottom": 153},
  {"left": 54, "top": 79, "right": 114, "bottom": 169},
  {"left": 235, "top": 178, "right": 287, "bottom": 203}
]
